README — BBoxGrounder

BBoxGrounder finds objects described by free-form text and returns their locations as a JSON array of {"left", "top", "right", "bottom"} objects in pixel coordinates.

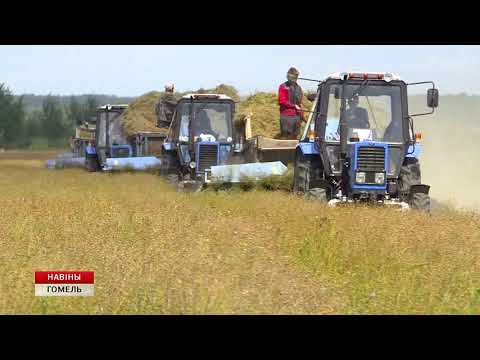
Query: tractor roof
[
  {"left": 180, "top": 93, "right": 233, "bottom": 101},
  {"left": 327, "top": 72, "right": 402, "bottom": 82}
]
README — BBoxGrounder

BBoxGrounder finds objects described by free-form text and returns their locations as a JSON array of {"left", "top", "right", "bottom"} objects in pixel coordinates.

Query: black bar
[{"left": 299, "top": 77, "right": 322, "bottom": 83}]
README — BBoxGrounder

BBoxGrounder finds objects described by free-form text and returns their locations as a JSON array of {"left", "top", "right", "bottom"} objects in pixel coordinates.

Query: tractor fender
[
  {"left": 410, "top": 184, "right": 430, "bottom": 195},
  {"left": 296, "top": 142, "right": 320, "bottom": 156},
  {"left": 406, "top": 143, "right": 421, "bottom": 158}
]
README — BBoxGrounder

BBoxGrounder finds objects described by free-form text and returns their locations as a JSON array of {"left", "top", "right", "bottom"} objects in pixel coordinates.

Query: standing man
[
  {"left": 155, "top": 83, "right": 178, "bottom": 128},
  {"left": 278, "top": 67, "right": 305, "bottom": 139},
  {"left": 85, "top": 140, "right": 99, "bottom": 172}
]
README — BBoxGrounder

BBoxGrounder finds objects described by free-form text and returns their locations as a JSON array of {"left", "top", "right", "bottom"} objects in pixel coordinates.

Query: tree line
[{"left": 0, "top": 83, "right": 133, "bottom": 149}]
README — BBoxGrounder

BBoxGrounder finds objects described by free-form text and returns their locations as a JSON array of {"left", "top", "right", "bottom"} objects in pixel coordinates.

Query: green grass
[{"left": 0, "top": 152, "right": 479, "bottom": 314}]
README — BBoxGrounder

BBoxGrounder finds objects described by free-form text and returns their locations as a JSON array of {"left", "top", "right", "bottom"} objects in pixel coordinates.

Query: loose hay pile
[
  {"left": 195, "top": 84, "right": 241, "bottom": 102},
  {"left": 121, "top": 91, "right": 166, "bottom": 138},
  {"left": 120, "top": 85, "right": 313, "bottom": 140}
]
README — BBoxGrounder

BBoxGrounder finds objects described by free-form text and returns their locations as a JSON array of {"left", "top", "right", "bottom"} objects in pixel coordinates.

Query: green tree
[
  {"left": 83, "top": 95, "right": 99, "bottom": 123},
  {"left": 0, "top": 83, "right": 25, "bottom": 147},
  {"left": 67, "top": 96, "right": 84, "bottom": 126},
  {"left": 25, "top": 110, "right": 42, "bottom": 138},
  {"left": 41, "top": 95, "right": 67, "bottom": 141}
]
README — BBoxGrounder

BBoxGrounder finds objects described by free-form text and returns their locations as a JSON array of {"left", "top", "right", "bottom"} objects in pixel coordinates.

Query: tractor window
[
  {"left": 179, "top": 115, "right": 189, "bottom": 138},
  {"left": 97, "top": 115, "right": 106, "bottom": 147},
  {"left": 325, "top": 94, "right": 341, "bottom": 141},
  {"left": 175, "top": 101, "right": 232, "bottom": 142},
  {"left": 173, "top": 103, "right": 190, "bottom": 140},
  {"left": 192, "top": 103, "right": 232, "bottom": 141},
  {"left": 324, "top": 84, "right": 403, "bottom": 143},
  {"left": 109, "top": 111, "right": 127, "bottom": 145}
]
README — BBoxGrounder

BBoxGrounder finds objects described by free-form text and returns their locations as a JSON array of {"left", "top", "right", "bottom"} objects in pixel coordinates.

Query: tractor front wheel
[
  {"left": 160, "top": 154, "right": 180, "bottom": 177},
  {"left": 293, "top": 153, "right": 310, "bottom": 194},
  {"left": 399, "top": 157, "right": 430, "bottom": 212}
]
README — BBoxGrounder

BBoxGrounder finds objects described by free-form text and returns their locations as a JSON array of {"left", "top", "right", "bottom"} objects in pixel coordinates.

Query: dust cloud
[{"left": 410, "top": 95, "right": 480, "bottom": 211}]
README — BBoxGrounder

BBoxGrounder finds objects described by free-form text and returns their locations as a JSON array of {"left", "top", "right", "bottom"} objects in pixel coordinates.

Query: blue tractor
[
  {"left": 293, "top": 72, "right": 439, "bottom": 211},
  {"left": 160, "top": 94, "right": 238, "bottom": 185},
  {"left": 160, "top": 93, "right": 288, "bottom": 189},
  {"left": 85, "top": 104, "right": 164, "bottom": 172}
]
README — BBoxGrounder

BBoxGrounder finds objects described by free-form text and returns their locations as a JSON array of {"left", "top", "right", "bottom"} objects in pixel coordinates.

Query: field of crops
[{"left": 0, "top": 150, "right": 479, "bottom": 314}]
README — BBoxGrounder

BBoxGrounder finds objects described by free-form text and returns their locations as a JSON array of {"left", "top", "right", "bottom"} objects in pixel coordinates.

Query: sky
[{"left": 1, "top": 45, "right": 479, "bottom": 96}]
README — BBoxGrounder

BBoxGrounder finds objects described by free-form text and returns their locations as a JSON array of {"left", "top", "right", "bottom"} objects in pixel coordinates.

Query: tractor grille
[
  {"left": 197, "top": 144, "right": 218, "bottom": 172},
  {"left": 356, "top": 146, "right": 385, "bottom": 171}
]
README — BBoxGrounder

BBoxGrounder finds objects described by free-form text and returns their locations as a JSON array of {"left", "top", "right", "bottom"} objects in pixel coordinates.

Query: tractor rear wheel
[
  {"left": 86, "top": 155, "right": 100, "bottom": 172},
  {"left": 306, "top": 188, "right": 328, "bottom": 202},
  {"left": 410, "top": 192, "right": 431, "bottom": 212}
]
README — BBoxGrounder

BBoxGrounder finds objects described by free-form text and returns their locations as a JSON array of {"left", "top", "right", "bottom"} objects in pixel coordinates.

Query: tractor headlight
[
  {"left": 189, "top": 161, "right": 196, "bottom": 169},
  {"left": 375, "top": 172, "right": 385, "bottom": 184},
  {"left": 355, "top": 172, "right": 366, "bottom": 183}
]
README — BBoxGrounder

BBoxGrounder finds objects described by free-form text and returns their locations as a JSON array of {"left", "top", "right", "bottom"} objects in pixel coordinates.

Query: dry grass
[
  {"left": 0, "top": 154, "right": 338, "bottom": 314},
  {"left": 1, "top": 152, "right": 479, "bottom": 314},
  {"left": 195, "top": 84, "right": 241, "bottom": 102}
]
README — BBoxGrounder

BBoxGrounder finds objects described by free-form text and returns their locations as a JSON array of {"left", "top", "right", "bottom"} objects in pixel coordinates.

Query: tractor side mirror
[
  {"left": 307, "top": 93, "right": 317, "bottom": 102},
  {"left": 427, "top": 88, "right": 439, "bottom": 108}
]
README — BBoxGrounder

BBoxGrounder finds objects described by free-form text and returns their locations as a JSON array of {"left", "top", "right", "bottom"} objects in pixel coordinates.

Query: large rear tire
[
  {"left": 305, "top": 188, "right": 328, "bottom": 202},
  {"left": 410, "top": 192, "right": 431, "bottom": 212},
  {"left": 85, "top": 155, "right": 100, "bottom": 172}
]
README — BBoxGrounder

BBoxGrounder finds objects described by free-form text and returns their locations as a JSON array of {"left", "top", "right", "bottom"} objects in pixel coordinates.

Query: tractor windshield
[
  {"left": 324, "top": 83, "right": 403, "bottom": 143},
  {"left": 177, "top": 101, "right": 232, "bottom": 142}
]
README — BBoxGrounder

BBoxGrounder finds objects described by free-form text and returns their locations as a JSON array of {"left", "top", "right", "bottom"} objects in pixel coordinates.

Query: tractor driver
[
  {"left": 193, "top": 109, "right": 219, "bottom": 140},
  {"left": 345, "top": 95, "right": 370, "bottom": 129}
]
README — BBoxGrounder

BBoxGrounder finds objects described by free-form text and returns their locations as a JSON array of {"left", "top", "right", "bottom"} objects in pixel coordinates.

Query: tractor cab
[
  {"left": 161, "top": 94, "right": 236, "bottom": 182},
  {"left": 295, "top": 72, "right": 439, "bottom": 210},
  {"left": 95, "top": 104, "right": 130, "bottom": 166}
]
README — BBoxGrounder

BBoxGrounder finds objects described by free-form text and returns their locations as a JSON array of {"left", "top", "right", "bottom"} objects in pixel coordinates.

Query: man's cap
[{"left": 287, "top": 67, "right": 300, "bottom": 76}]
